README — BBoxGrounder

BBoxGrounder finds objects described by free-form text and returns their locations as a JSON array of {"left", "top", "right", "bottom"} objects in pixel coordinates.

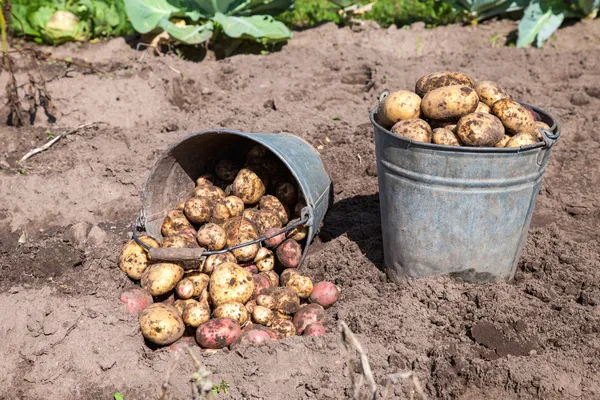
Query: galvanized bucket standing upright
[{"left": 371, "top": 104, "right": 560, "bottom": 283}]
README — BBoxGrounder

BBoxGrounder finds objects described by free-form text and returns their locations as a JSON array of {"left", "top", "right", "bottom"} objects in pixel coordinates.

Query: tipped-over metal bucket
[
  {"left": 371, "top": 104, "right": 560, "bottom": 283},
  {"left": 139, "top": 129, "right": 333, "bottom": 265}
]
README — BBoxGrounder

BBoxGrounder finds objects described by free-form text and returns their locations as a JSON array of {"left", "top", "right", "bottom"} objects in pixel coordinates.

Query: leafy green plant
[
  {"left": 123, "top": 0, "right": 294, "bottom": 45},
  {"left": 10, "top": 0, "right": 134, "bottom": 44},
  {"left": 211, "top": 379, "right": 230, "bottom": 396},
  {"left": 113, "top": 392, "right": 124, "bottom": 400}
]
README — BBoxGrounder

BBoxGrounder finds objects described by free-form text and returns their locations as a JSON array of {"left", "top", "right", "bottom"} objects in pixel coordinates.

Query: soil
[{"left": 1, "top": 18, "right": 600, "bottom": 400}]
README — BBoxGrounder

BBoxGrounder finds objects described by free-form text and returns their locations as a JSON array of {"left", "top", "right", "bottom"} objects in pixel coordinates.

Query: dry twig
[{"left": 159, "top": 350, "right": 181, "bottom": 400}]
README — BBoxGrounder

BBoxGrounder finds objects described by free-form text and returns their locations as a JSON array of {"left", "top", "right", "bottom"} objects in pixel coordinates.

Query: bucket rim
[{"left": 370, "top": 102, "right": 560, "bottom": 153}]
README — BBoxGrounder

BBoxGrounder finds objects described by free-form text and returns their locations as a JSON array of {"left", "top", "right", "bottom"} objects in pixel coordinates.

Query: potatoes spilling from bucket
[
  {"left": 117, "top": 144, "right": 340, "bottom": 349},
  {"left": 376, "top": 71, "right": 551, "bottom": 148}
]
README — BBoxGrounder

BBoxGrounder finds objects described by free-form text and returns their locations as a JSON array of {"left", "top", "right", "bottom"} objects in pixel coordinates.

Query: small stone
[
  {"left": 67, "top": 222, "right": 90, "bottom": 246},
  {"left": 8, "top": 287, "right": 18, "bottom": 294},
  {"left": 570, "top": 92, "right": 590, "bottom": 106},
  {"left": 201, "top": 87, "right": 213, "bottom": 95},
  {"left": 87, "top": 225, "right": 107, "bottom": 246}
]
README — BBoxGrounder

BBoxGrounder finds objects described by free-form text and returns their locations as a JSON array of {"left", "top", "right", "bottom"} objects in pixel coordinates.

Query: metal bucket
[
  {"left": 371, "top": 104, "right": 560, "bottom": 283},
  {"left": 138, "top": 129, "right": 333, "bottom": 265}
]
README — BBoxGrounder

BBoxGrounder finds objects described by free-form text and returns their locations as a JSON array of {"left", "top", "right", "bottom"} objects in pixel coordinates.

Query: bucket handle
[{"left": 536, "top": 122, "right": 561, "bottom": 167}]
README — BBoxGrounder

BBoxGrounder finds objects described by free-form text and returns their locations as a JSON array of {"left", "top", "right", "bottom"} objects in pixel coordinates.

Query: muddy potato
[
  {"left": 141, "top": 263, "right": 184, "bottom": 296},
  {"left": 415, "top": 71, "right": 475, "bottom": 98},
  {"left": 175, "top": 201, "right": 186, "bottom": 211},
  {"left": 119, "top": 235, "right": 159, "bottom": 280},
  {"left": 184, "top": 271, "right": 210, "bottom": 297},
  {"left": 203, "top": 252, "right": 236, "bottom": 275},
  {"left": 275, "top": 310, "right": 292, "bottom": 321},
  {"left": 505, "top": 132, "right": 539, "bottom": 148},
  {"left": 215, "top": 159, "right": 240, "bottom": 182},
  {"left": 161, "top": 210, "right": 194, "bottom": 237},
  {"left": 193, "top": 184, "right": 225, "bottom": 200},
  {"left": 270, "top": 319, "right": 296, "bottom": 338},
  {"left": 235, "top": 328, "right": 277, "bottom": 346},
  {"left": 421, "top": 85, "right": 479, "bottom": 121},
  {"left": 491, "top": 99, "right": 535, "bottom": 135},
  {"left": 495, "top": 135, "right": 512, "bottom": 148},
  {"left": 252, "top": 274, "right": 273, "bottom": 298},
  {"left": 270, "top": 287, "right": 301, "bottom": 315},
  {"left": 161, "top": 233, "right": 199, "bottom": 248},
  {"left": 534, "top": 121, "right": 550, "bottom": 140},
  {"left": 275, "top": 182, "right": 298, "bottom": 205},
  {"left": 223, "top": 196, "right": 245, "bottom": 218},
  {"left": 263, "top": 227, "right": 286, "bottom": 248},
  {"left": 256, "top": 294, "right": 277, "bottom": 310},
  {"left": 276, "top": 239, "right": 303, "bottom": 269},
  {"left": 245, "top": 300, "right": 257, "bottom": 314},
  {"left": 209, "top": 262, "right": 255, "bottom": 306},
  {"left": 214, "top": 301, "right": 249, "bottom": 326},
  {"left": 286, "top": 220, "right": 308, "bottom": 241},
  {"left": 183, "top": 301, "right": 211, "bottom": 327},
  {"left": 390, "top": 119, "right": 432, "bottom": 143},
  {"left": 196, "top": 318, "right": 241, "bottom": 349},
  {"left": 376, "top": 90, "right": 422, "bottom": 128},
  {"left": 427, "top": 119, "right": 457, "bottom": 131},
  {"left": 286, "top": 274, "right": 314, "bottom": 299},
  {"left": 293, "top": 303, "right": 325, "bottom": 334},
  {"left": 259, "top": 195, "right": 289, "bottom": 224},
  {"left": 474, "top": 81, "right": 510, "bottom": 107},
  {"left": 175, "top": 278, "right": 195, "bottom": 300},
  {"left": 254, "top": 248, "right": 275, "bottom": 272},
  {"left": 232, "top": 168, "right": 266, "bottom": 205},
  {"left": 475, "top": 102, "right": 491, "bottom": 113},
  {"left": 196, "top": 173, "right": 215, "bottom": 187},
  {"left": 174, "top": 299, "right": 197, "bottom": 315},
  {"left": 252, "top": 306, "right": 274, "bottom": 326},
  {"left": 229, "top": 231, "right": 260, "bottom": 262},
  {"left": 222, "top": 216, "right": 259, "bottom": 237},
  {"left": 139, "top": 303, "right": 185, "bottom": 346},
  {"left": 246, "top": 145, "right": 269, "bottom": 162},
  {"left": 210, "top": 199, "right": 232, "bottom": 224},
  {"left": 182, "top": 197, "right": 212, "bottom": 225},
  {"left": 309, "top": 281, "right": 341, "bottom": 309},
  {"left": 120, "top": 288, "right": 153, "bottom": 314},
  {"left": 242, "top": 263, "right": 259, "bottom": 274},
  {"left": 198, "top": 287, "right": 209, "bottom": 306},
  {"left": 455, "top": 112, "right": 505, "bottom": 147},
  {"left": 280, "top": 269, "right": 300, "bottom": 287},
  {"left": 196, "top": 223, "right": 227, "bottom": 251},
  {"left": 304, "top": 323, "right": 326, "bottom": 336},
  {"left": 432, "top": 128, "right": 461, "bottom": 146},
  {"left": 241, "top": 208, "right": 260, "bottom": 226},
  {"left": 261, "top": 270, "right": 279, "bottom": 287}
]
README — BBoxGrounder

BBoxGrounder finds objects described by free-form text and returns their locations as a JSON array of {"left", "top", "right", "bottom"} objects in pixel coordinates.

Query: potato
[
  {"left": 222, "top": 216, "right": 258, "bottom": 237},
  {"left": 286, "top": 275, "right": 314, "bottom": 299},
  {"left": 254, "top": 248, "right": 275, "bottom": 272},
  {"left": 254, "top": 210, "right": 283, "bottom": 235},
  {"left": 119, "top": 236, "right": 159, "bottom": 280},
  {"left": 196, "top": 223, "right": 227, "bottom": 251},
  {"left": 246, "top": 145, "right": 269, "bottom": 161},
  {"left": 275, "top": 182, "right": 298, "bottom": 205},
  {"left": 270, "top": 287, "right": 301, "bottom": 315},
  {"left": 309, "top": 282, "right": 340, "bottom": 309},
  {"left": 294, "top": 200, "right": 306, "bottom": 218},
  {"left": 263, "top": 227, "right": 286, "bottom": 248},
  {"left": 120, "top": 288, "right": 153, "bottom": 314},
  {"left": 209, "top": 262, "right": 255, "bottom": 306},
  {"left": 280, "top": 269, "right": 300, "bottom": 287},
  {"left": 161, "top": 210, "right": 194, "bottom": 237},
  {"left": 286, "top": 220, "right": 308, "bottom": 241},
  {"left": 256, "top": 294, "right": 276, "bottom": 310},
  {"left": 196, "top": 173, "right": 215, "bottom": 187},
  {"left": 215, "top": 159, "right": 240, "bottom": 182},
  {"left": 195, "top": 318, "right": 241, "bottom": 349},
  {"left": 505, "top": 132, "right": 539, "bottom": 148},
  {"left": 275, "top": 310, "right": 292, "bottom": 321},
  {"left": 242, "top": 263, "right": 259, "bottom": 274},
  {"left": 223, "top": 217, "right": 260, "bottom": 262},
  {"left": 390, "top": 119, "right": 432, "bottom": 143},
  {"left": 245, "top": 164, "right": 271, "bottom": 190},
  {"left": 175, "top": 278, "right": 195, "bottom": 300},
  {"left": 276, "top": 239, "right": 302, "bottom": 269},
  {"left": 455, "top": 112, "right": 505, "bottom": 147},
  {"left": 214, "top": 301, "right": 249, "bottom": 326},
  {"left": 199, "top": 288, "right": 210, "bottom": 306},
  {"left": 174, "top": 298, "right": 197, "bottom": 315},
  {"left": 432, "top": 128, "right": 461, "bottom": 146},
  {"left": 261, "top": 270, "right": 279, "bottom": 287},
  {"left": 139, "top": 303, "right": 185, "bottom": 346},
  {"left": 241, "top": 208, "right": 260, "bottom": 226},
  {"left": 176, "top": 201, "right": 186, "bottom": 211},
  {"left": 293, "top": 304, "right": 325, "bottom": 334},
  {"left": 223, "top": 196, "right": 244, "bottom": 218},
  {"left": 161, "top": 233, "right": 199, "bottom": 249},
  {"left": 534, "top": 121, "right": 550, "bottom": 140},
  {"left": 208, "top": 199, "right": 232, "bottom": 224},
  {"left": 183, "top": 197, "right": 211, "bottom": 224},
  {"left": 245, "top": 300, "right": 257, "bottom": 314},
  {"left": 235, "top": 329, "right": 277, "bottom": 346},
  {"left": 428, "top": 120, "right": 458, "bottom": 131},
  {"left": 474, "top": 81, "right": 510, "bottom": 107},
  {"left": 232, "top": 168, "right": 266, "bottom": 205},
  {"left": 184, "top": 271, "right": 210, "bottom": 297},
  {"left": 421, "top": 85, "right": 479, "bottom": 121},
  {"left": 475, "top": 102, "right": 491, "bottom": 113},
  {"left": 252, "top": 306, "right": 274, "bottom": 326},
  {"left": 491, "top": 99, "right": 535, "bottom": 135},
  {"left": 193, "top": 184, "right": 225, "bottom": 200},
  {"left": 141, "top": 263, "right": 184, "bottom": 296},
  {"left": 270, "top": 319, "right": 296, "bottom": 338},
  {"left": 259, "top": 195, "right": 289, "bottom": 224},
  {"left": 183, "top": 301, "right": 211, "bottom": 327},
  {"left": 252, "top": 274, "right": 273, "bottom": 298},
  {"left": 203, "top": 252, "right": 236, "bottom": 275},
  {"left": 376, "top": 90, "right": 422, "bottom": 128},
  {"left": 495, "top": 135, "right": 511, "bottom": 148},
  {"left": 303, "top": 323, "right": 326, "bottom": 336},
  {"left": 415, "top": 71, "right": 475, "bottom": 98}
]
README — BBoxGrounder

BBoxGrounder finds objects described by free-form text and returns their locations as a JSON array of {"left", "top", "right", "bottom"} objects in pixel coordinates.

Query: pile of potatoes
[
  {"left": 118, "top": 144, "right": 341, "bottom": 349},
  {"left": 376, "top": 71, "right": 552, "bottom": 148}
]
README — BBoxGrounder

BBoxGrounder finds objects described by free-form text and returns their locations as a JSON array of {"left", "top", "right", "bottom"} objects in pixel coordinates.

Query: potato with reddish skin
[
  {"left": 293, "top": 303, "right": 325, "bottom": 334},
  {"left": 242, "top": 264, "right": 259, "bottom": 274},
  {"left": 432, "top": 128, "right": 461, "bottom": 146},
  {"left": 259, "top": 195, "right": 289, "bottom": 224},
  {"left": 254, "top": 210, "right": 282, "bottom": 235},
  {"left": 215, "top": 159, "right": 239, "bottom": 182},
  {"left": 280, "top": 269, "right": 300, "bottom": 287},
  {"left": 309, "top": 282, "right": 341, "bottom": 309},
  {"left": 275, "top": 182, "right": 298, "bottom": 205},
  {"left": 455, "top": 112, "right": 505, "bottom": 147},
  {"left": 252, "top": 274, "right": 273, "bottom": 298},
  {"left": 261, "top": 270, "right": 279, "bottom": 287},
  {"left": 184, "top": 197, "right": 212, "bottom": 224},
  {"left": 184, "top": 271, "right": 210, "bottom": 297},
  {"left": 276, "top": 239, "right": 302, "bottom": 269},
  {"left": 270, "top": 319, "right": 296, "bottom": 338},
  {"left": 474, "top": 81, "right": 510, "bottom": 107},
  {"left": 495, "top": 135, "right": 511, "bottom": 148},
  {"left": 415, "top": 71, "right": 475, "bottom": 98},
  {"left": 505, "top": 132, "right": 539, "bottom": 148},
  {"left": 421, "top": 85, "right": 479, "bottom": 121},
  {"left": 254, "top": 248, "right": 275, "bottom": 272},
  {"left": 193, "top": 185, "right": 225, "bottom": 200},
  {"left": 139, "top": 303, "right": 185, "bottom": 346},
  {"left": 196, "top": 223, "right": 227, "bottom": 251},
  {"left": 232, "top": 168, "right": 266, "bottom": 205},
  {"left": 223, "top": 196, "right": 244, "bottom": 218},
  {"left": 161, "top": 233, "right": 199, "bottom": 248},
  {"left": 252, "top": 306, "right": 274, "bottom": 326},
  {"left": 119, "top": 235, "right": 159, "bottom": 280},
  {"left": 304, "top": 323, "right": 326, "bottom": 336},
  {"left": 390, "top": 119, "right": 432, "bottom": 143},
  {"left": 141, "top": 263, "right": 184, "bottom": 296},
  {"left": 175, "top": 278, "right": 195, "bottom": 300},
  {"left": 256, "top": 294, "right": 276, "bottom": 310},
  {"left": 195, "top": 318, "right": 241, "bottom": 349},
  {"left": 202, "top": 252, "right": 236, "bottom": 275},
  {"left": 286, "top": 274, "right": 314, "bottom": 299},
  {"left": 174, "top": 299, "right": 197, "bottom": 315},
  {"left": 183, "top": 301, "right": 211, "bottom": 327},
  {"left": 491, "top": 99, "right": 535, "bottom": 135},
  {"left": 235, "top": 329, "right": 277, "bottom": 346},
  {"left": 376, "top": 90, "right": 422, "bottom": 128},
  {"left": 209, "top": 262, "right": 255, "bottom": 306},
  {"left": 196, "top": 173, "right": 215, "bottom": 186},
  {"left": 120, "top": 288, "right": 153, "bottom": 314},
  {"left": 214, "top": 301, "right": 249, "bottom": 326},
  {"left": 263, "top": 227, "right": 286, "bottom": 248},
  {"left": 161, "top": 210, "right": 194, "bottom": 237}
]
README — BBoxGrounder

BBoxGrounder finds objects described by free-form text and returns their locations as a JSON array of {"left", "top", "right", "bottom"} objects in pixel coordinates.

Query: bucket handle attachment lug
[{"left": 536, "top": 124, "right": 560, "bottom": 167}]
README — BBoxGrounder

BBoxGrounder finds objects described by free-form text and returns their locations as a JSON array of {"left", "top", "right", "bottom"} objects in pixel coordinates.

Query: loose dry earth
[{"left": 1, "top": 18, "right": 600, "bottom": 400}]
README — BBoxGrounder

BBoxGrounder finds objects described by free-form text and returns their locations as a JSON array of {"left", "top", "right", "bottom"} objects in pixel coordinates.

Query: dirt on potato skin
[{"left": 1, "top": 18, "right": 600, "bottom": 400}]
